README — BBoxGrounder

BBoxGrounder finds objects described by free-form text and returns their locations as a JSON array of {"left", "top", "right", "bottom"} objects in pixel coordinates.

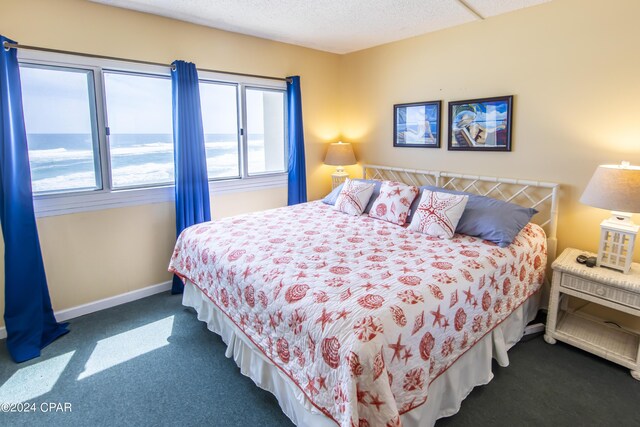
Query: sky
[
  {"left": 19, "top": 65, "right": 279, "bottom": 135},
  {"left": 20, "top": 66, "right": 94, "bottom": 134},
  {"left": 402, "top": 104, "right": 439, "bottom": 124}
]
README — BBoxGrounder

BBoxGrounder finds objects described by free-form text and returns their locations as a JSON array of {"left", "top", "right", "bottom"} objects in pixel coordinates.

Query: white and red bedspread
[{"left": 169, "top": 201, "right": 546, "bottom": 427}]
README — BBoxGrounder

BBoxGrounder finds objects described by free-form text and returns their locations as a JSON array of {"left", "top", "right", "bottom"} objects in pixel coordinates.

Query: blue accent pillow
[
  {"left": 408, "top": 186, "right": 537, "bottom": 247},
  {"left": 322, "top": 184, "right": 343, "bottom": 205},
  {"left": 322, "top": 179, "right": 382, "bottom": 214}
]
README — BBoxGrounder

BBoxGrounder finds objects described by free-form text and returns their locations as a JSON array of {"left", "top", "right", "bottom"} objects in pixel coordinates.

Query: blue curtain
[
  {"left": 171, "top": 60, "right": 211, "bottom": 294},
  {"left": 286, "top": 76, "right": 307, "bottom": 205},
  {"left": 0, "top": 36, "right": 68, "bottom": 363}
]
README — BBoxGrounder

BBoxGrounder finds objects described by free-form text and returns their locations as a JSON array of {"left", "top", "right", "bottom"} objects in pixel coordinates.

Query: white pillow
[
  {"left": 408, "top": 189, "right": 469, "bottom": 239},
  {"left": 334, "top": 178, "right": 376, "bottom": 216},
  {"left": 368, "top": 181, "right": 419, "bottom": 225}
]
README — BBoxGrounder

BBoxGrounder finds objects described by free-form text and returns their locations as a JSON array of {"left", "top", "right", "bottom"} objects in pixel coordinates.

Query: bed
[{"left": 169, "top": 165, "right": 559, "bottom": 427}]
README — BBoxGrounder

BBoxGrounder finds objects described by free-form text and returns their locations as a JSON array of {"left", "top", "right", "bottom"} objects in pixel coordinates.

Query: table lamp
[
  {"left": 580, "top": 161, "right": 640, "bottom": 273},
  {"left": 324, "top": 141, "right": 357, "bottom": 189}
]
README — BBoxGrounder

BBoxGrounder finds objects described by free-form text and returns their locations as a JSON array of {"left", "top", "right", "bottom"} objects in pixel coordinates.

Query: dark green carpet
[{"left": 0, "top": 293, "right": 638, "bottom": 426}]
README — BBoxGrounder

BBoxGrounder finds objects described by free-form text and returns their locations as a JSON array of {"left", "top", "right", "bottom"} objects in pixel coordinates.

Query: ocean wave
[
  {"left": 31, "top": 171, "right": 97, "bottom": 193},
  {"left": 110, "top": 143, "right": 173, "bottom": 157},
  {"left": 110, "top": 162, "right": 174, "bottom": 188},
  {"left": 29, "top": 148, "right": 92, "bottom": 162},
  {"left": 32, "top": 156, "right": 270, "bottom": 193},
  {"left": 206, "top": 153, "right": 238, "bottom": 167},
  {"left": 28, "top": 140, "right": 244, "bottom": 162},
  {"left": 29, "top": 139, "right": 273, "bottom": 191}
]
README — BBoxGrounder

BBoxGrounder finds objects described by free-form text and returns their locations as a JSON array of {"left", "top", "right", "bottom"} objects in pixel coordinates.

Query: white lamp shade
[
  {"left": 580, "top": 164, "right": 640, "bottom": 213},
  {"left": 324, "top": 142, "right": 357, "bottom": 166}
]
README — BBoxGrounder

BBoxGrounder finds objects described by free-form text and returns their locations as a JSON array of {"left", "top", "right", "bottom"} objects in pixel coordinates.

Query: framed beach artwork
[
  {"left": 448, "top": 95, "right": 513, "bottom": 152},
  {"left": 393, "top": 101, "right": 441, "bottom": 148}
]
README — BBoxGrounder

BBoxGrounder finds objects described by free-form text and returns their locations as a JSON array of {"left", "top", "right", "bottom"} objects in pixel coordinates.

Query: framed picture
[
  {"left": 393, "top": 101, "right": 441, "bottom": 148},
  {"left": 448, "top": 95, "right": 513, "bottom": 151}
]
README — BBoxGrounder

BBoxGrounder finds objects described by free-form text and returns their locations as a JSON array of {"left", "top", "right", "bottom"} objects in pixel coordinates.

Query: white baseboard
[{"left": 0, "top": 280, "right": 172, "bottom": 340}]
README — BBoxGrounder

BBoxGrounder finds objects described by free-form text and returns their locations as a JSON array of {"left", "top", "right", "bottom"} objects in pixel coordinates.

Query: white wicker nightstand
[{"left": 545, "top": 248, "right": 640, "bottom": 380}]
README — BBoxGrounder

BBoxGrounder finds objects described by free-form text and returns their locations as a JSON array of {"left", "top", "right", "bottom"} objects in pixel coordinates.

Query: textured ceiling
[{"left": 90, "top": 0, "right": 551, "bottom": 54}]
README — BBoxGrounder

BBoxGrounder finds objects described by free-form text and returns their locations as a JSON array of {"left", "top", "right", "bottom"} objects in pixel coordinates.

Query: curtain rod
[{"left": 2, "top": 41, "right": 291, "bottom": 83}]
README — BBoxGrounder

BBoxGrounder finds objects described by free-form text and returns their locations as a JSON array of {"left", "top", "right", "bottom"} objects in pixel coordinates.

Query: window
[
  {"left": 245, "top": 88, "right": 286, "bottom": 175},
  {"left": 199, "top": 81, "right": 240, "bottom": 179},
  {"left": 17, "top": 50, "right": 287, "bottom": 217},
  {"left": 20, "top": 64, "right": 101, "bottom": 193},
  {"left": 103, "top": 72, "right": 174, "bottom": 188}
]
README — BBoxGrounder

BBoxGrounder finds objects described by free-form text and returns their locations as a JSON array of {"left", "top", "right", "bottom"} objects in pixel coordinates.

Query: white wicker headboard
[{"left": 362, "top": 164, "right": 560, "bottom": 262}]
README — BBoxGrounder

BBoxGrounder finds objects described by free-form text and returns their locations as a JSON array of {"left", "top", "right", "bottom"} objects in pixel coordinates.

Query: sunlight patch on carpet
[
  {"left": 0, "top": 351, "right": 75, "bottom": 403},
  {"left": 78, "top": 316, "right": 174, "bottom": 380}
]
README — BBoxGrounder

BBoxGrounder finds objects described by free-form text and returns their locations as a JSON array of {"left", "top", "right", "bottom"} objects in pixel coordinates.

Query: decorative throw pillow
[
  {"left": 323, "top": 179, "right": 382, "bottom": 214},
  {"left": 368, "top": 181, "right": 419, "bottom": 225},
  {"left": 334, "top": 179, "right": 376, "bottom": 216},
  {"left": 407, "top": 185, "right": 537, "bottom": 246},
  {"left": 408, "top": 189, "right": 468, "bottom": 239}
]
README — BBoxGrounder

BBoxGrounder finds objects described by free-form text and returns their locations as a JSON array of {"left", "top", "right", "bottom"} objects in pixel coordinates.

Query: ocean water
[{"left": 27, "top": 133, "right": 266, "bottom": 193}]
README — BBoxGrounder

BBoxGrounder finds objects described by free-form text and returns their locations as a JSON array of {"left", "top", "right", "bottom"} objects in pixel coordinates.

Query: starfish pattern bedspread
[{"left": 169, "top": 201, "right": 546, "bottom": 426}]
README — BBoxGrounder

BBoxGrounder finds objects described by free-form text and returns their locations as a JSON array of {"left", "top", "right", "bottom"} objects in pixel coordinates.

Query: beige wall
[
  {"left": 0, "top": 0, "right": 340, "bottom": 327},
  {"left": 35, "top": 189, "right": 286, "bottom": 311},
  {"left": 339, "top": 0, "right": 640, "bottom": 263}
]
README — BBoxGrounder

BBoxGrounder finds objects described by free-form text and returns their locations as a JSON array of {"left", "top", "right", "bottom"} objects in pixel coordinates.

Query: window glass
[
  {"left": 103, "top": 72, "right": 173, "bottom": 188},
  {"left": 245, "top": 88, "right": 286, "bottom": 175},
  {"left": 199, "top": 81, "right": 240, "bottom": 179},
  {"left": 21, "top": 52, "right": 288, "bottom": 202},
  {"left": 20, "top": 65, "right": 100, "bottom": 193}
]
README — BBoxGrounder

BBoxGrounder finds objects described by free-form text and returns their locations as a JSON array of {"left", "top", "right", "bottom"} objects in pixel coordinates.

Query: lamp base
[
  {"left": 597, "top": 215, "right": 639, "bottom": 274},
  {"left": 605, "top": 212, "right": 638, "bottom": 230},
  {"left": 331, "top": 171, "right": 349, "bottom": 190}
]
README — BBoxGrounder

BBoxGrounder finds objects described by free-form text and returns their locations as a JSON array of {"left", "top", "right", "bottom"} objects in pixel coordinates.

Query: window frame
[
  {"left": 243, "top": 85, "right": 289, "bottom": 177},
  {"left": 18, "top": 50, "right": 288, "bottom": 218},
  {"left": 101, "top": 68, "right": 176, "bottom": 191},
  {"left": 197, "top": 70, "right": 289, "bottom": 181},
  {"left": 19, "top": 61, "right": 105, "bottom": 194},
  {"left": 198, "top": 78, "right": 242, "bottom": 181}
]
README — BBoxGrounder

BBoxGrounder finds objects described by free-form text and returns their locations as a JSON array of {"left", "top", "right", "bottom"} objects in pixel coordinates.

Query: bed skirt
[{"left": 183, "top": 280, "right": 540, "bottom": 426}]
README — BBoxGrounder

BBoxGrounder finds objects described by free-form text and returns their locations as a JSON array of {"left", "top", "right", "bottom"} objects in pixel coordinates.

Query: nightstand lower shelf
[{"left": 553, "top": 311, "right": 639, "bottom": 369}]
